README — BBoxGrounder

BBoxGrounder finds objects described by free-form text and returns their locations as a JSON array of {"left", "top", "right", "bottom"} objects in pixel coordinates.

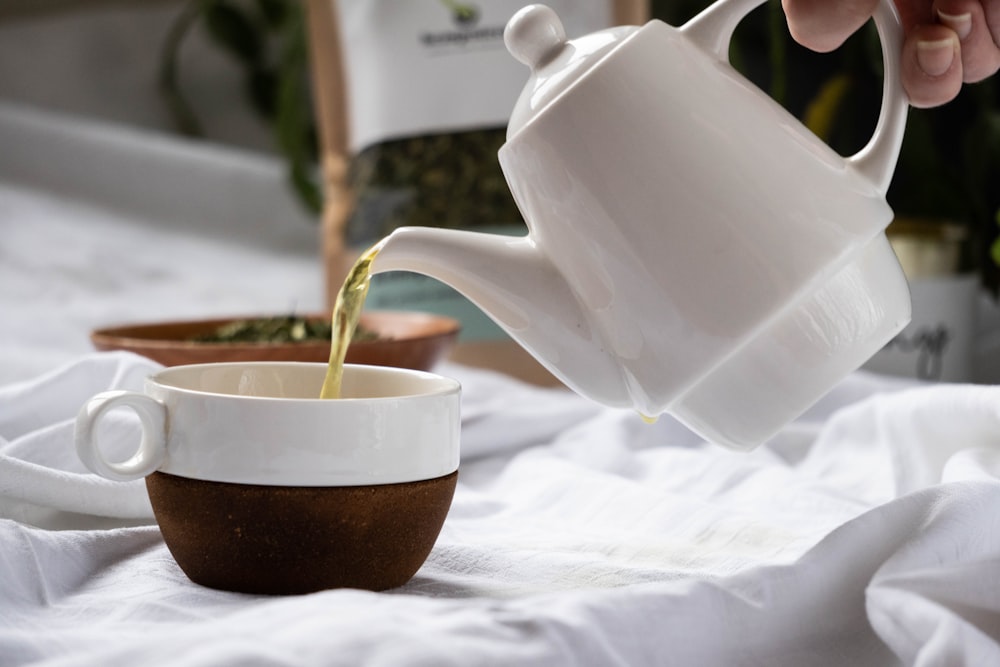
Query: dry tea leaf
[{"left": 193, "top": 316, "right": 381, "bottom": 344}]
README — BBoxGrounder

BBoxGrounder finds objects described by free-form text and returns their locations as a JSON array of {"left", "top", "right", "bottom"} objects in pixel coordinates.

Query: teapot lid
[{"left": 504, "top": 4, "right": 639, "bottom": 138}]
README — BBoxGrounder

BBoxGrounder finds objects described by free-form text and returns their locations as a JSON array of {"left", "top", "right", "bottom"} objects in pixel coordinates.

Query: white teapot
[{"left": 371, "top": 0, "right": 911, "bottom": 449}]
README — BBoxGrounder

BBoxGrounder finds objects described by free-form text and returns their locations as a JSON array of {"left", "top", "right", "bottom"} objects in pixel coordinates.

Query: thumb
[{"left": 782, "top": 0, "right": 882, "bottom": 52}]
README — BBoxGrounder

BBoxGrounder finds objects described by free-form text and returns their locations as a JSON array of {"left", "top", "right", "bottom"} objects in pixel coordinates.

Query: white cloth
[
  {"left": 0, "top": 352, "right": 157, "bottom": 529},
  {"left": 1, "top": 352, "right": 999, "bottom": 666}
]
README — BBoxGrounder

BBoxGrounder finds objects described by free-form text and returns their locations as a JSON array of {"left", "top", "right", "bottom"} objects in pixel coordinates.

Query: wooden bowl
[{"left": 90, "top": 311, "right": 460, "bottom": 371}]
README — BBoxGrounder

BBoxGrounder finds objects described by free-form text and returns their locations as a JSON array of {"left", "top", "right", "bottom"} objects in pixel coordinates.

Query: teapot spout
[{"left": 371, "top": 226, "right": 628, "bottom": 406}]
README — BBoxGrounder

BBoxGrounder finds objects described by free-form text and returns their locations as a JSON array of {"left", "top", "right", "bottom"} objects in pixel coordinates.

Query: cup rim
[{"left": 147, "top": 361, "right": 461, "bottom": 403}]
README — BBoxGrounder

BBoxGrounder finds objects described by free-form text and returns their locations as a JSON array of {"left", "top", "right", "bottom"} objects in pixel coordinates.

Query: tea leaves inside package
[{"left": 345, "top": 128, "right": 525, "bottom": 245}]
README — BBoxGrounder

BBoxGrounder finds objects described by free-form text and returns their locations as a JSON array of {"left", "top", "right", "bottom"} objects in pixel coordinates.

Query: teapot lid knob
[
  {"left": 503, "top": 5, "right": 640, "bottom": 138},
  {"left": 504, "top": 4, "right": 567, "bottom": 70}
]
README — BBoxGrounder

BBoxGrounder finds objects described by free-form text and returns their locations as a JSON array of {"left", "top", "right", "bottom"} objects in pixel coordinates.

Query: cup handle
[
  {"left": 75, "top": 390, "right": 167, "bottom": 481},
  {"left": 681, "top": 0, "right": 908, "bottom": 194}
]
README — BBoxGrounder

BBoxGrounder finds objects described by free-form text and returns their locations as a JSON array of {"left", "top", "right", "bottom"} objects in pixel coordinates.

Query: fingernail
[
  {"left": 937, "top": 10, "right": 973, "bottom": 40},
  {"left": 916, "top": 37, "right": 957, "bottom": 76}
]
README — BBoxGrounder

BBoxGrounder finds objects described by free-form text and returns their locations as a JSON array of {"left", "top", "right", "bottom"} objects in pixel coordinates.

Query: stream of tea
[
  {"left": 319, "top": 240, "right": 385, "bottom": 399},
  {"left": 320, "top": 238, "right": 660, "bottom": 424}
]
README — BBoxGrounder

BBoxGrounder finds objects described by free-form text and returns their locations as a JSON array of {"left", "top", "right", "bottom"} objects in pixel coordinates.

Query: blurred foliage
[{"left": 160, "top": 0, "right": 321, "bottom": 214}]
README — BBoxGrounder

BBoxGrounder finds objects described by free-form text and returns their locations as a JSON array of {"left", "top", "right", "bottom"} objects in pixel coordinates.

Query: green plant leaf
[
  {"left": 254, "top": 0, "right": 288, "bottom": 28},
  {"left": 890, "top": 109, "right": 968, "bottom": 220},
  {"left": 205, "top": 0, "right": 262, "bottom": 66},
  {"left": 963, "top": 108, "right": 1000, "bottom": 211},
  {"left": 803, "top": 74, "right": 851, "bottom": 141},
  {"left": 247, "top": 66, "right": 278, "bottom": 118},
  {"left": 991, "top": 207, "right": 1000, "bottom": 267},
  {"left": 766, "top": 0, "right": 787, "bottom": 105},
  {"left": 159, "top": 0, "right": 205, "bottom": 137},
  {"left": 274, "top": 5, "right": 321, "bottom": 213}
]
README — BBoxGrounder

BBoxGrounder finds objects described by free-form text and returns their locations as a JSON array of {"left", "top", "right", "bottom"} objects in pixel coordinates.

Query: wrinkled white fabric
[{"left": 1, "top": 352, "right": 998, "bottom": 666}]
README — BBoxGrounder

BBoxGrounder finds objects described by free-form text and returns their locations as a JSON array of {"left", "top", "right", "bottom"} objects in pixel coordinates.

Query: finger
[
  {"left": 901, "top": 24, "right": 964, "bottom": 107},
  {"left": 893, "top": 0, "right": 936, "bottom": 30},
  {"left": 934, "top": 0, "right": 1000, "bottom": 81},
  {"left": 986, "top": 0, "right": 1000, "bottom": 48},
  {"left": 782, "top": 0, "right": 880, "bottom": 52}
]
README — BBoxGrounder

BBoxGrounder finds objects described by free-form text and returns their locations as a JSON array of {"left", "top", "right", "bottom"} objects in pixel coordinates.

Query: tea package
[{"left": 308, "top": 0, "right": 647, "bottom": 382}]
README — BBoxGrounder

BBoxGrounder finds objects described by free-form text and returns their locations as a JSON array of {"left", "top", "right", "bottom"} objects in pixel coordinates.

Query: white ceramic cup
[{"left": 75, "top": 362, "right": 461, "bottom": 486}]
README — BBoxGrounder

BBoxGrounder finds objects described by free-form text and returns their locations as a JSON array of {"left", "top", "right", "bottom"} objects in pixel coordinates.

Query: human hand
[{"left": 781, "top": 0, "right": 1000, "bottom": 107}]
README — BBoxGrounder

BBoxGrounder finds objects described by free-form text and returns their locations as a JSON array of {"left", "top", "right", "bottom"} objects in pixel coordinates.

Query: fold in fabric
[{"left": 0, "top": 352, "right": 160, "bottom": 524}]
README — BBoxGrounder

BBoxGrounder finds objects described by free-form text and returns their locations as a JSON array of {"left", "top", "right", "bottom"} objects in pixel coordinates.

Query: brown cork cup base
[{"left": 145, "top": 470, "right": 458, "bottom": 595}]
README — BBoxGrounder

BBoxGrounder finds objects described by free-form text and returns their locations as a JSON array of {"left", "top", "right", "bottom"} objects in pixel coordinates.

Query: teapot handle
[{"left": 681, "top": 0, "right": 908, "bottom": 194}]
